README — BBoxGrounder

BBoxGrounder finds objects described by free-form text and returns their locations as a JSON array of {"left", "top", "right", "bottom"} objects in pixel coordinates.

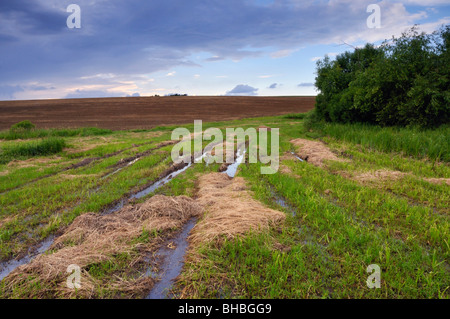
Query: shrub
[
  {"left": 10, "top": 120, "right": 35, "bottom": 132},
  {"left": 314, "top": 25, "right": 450, "bottom": 128}
]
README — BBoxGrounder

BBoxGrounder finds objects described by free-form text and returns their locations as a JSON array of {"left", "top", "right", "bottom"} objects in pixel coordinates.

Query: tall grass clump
[
  {"left": 0, "top": 124, "right": 112, "bottom": 140},
  {"left": 283, "top": 113, "right": 309, "bottom": 120},
  {"left": 307, "top": 121, "right": 450, "bottom": 162},
  {"left": 0, "top": 137, "right": 66, "bottom": 164}
]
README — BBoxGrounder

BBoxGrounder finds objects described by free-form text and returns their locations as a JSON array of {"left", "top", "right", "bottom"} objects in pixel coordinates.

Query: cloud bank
[{"left": 0, "top": 0, "right": 448, "bottom": 99}]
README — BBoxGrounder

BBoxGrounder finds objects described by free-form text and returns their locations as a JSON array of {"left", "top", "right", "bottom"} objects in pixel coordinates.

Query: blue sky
[{"left": 0, "top": 0, "right": 448, "bottom": 100}]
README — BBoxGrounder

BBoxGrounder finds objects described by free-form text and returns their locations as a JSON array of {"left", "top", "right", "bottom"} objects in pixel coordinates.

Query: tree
[{"left": 313, "top": 25, "right": 450, "bottom": 128}]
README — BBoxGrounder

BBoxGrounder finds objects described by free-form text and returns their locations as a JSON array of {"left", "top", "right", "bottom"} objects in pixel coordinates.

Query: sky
[{"left": 0, "top": 0, "right": 449, "bottom": 100}]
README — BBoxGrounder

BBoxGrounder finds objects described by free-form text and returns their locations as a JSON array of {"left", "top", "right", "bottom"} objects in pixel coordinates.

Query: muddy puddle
[
  {"left": 102, "top": 161, "right": 193, "bottom": 214},
  {"left": 101, "top": 158, "right": 141, "bottom": 180},
  {"left": 290, "top": 151, "right": 304, "bottom": 162},
  {"left": 132, "top": 162, "right": 191, "bottom": 200},
  {"left": 103, "top": 143, "right": 245, "bottom": 214},
  {"left": 141, "top": 145, "right": 248, "bottom": 298},
  {"left": 0, "top": 236, "right": 54, "bottom": 281},
  {"left": 1, "top": 143, "right": 247, "bottom": 293},
  {"left": 224, "top": 147, "right": 247, "bottom": 178},
  {"left": 266, "top": 184, "right": 298, "bottom": 216},
  {"left": 145, "top": 218, "right": 197, "bottom": 299},
  {"left": 142, "top": 146, "right": 248, "bottom": 298}
]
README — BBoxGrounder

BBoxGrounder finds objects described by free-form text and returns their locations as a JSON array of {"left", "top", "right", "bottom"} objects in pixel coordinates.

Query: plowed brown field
[{"left": 0, "top": 96, "right": 314, "bottom": 130}]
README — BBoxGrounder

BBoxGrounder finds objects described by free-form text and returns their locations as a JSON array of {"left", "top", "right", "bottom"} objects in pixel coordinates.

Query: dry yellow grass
[
  {"left": 177, "top": 172, "right": 286, "bottom": 298},
  {"left": 6, "top": 156, "right": 63, "bottom": 168},
  {"left": 0, "top": 216, "right": 16, "bottom": 229},
  {"left": 189, "top": 172, "right": 285, "bottom": 246},
  {"left": 423, "top": 177, "right": 450, "bottom": 186},
  {"left": 291, "top": 138, "right": 348, "bottom": 167},
  {"left": 342, "top": 169, "right": 449, "bottom": 186},
  {"left": 279, "top": 165, "right": 294, "bottom": 175},
  {"left": 1, "top": 168, "right": 288, "bottom": 298},
  {"left": 352, "top": 169, "right": 407, "bottom": 183},
  {"left": 0, "top": 195, "right": 202, "bottom": 298}
]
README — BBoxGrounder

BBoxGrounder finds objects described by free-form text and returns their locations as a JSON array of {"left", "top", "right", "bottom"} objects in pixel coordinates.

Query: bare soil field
[{"left": 0, "top": 96, "right": 315, "bottom": 130}]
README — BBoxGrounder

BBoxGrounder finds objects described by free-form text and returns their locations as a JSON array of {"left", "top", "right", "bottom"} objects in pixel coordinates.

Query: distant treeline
[{"left": 313, "top": 25, "right": 449, "bottom": 128}]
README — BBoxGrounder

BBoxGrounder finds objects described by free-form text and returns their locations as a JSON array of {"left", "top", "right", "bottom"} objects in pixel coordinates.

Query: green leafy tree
[{"left": 313, "top": 25, "right": 450, "bottom": 128}]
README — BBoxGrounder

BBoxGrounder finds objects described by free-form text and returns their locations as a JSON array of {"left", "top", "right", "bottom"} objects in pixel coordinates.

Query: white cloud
[
  {"left": 270, "top": 49, "right": 296, "bottom": 58},
  {"left": 396, "top": 0, "right": 450, "bottom": 5},
  {"left": 80, "top": 73, "right": 117, "bottom": 80},
  {"left": 64, "top": 89, "right": 127, "bottom": 99}
]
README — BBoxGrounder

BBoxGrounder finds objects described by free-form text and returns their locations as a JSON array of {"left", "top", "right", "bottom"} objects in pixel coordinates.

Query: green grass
[
  {"left": 0, "top": 132, "right": 173, "bottom": 259},
  {"left": 282, "top": 113, "right": 309, "bottom": 120},
  {"left": 0, "top": 127, "right": 112, "bottom": 140},
  {"left": 0, "top": 114, "right": 448, "bottom": 299},
  {"left": 0, "top": 138, "right": 67, "bottom": 164},
  {"left": 306, "top": 120, "right": 450, "bottom": 162},
  {"left": 176, "top": 159, "right": 448, "bottom": 298},
  {"left": 173, "top": 116, "right": 449, "bottom": 299}
]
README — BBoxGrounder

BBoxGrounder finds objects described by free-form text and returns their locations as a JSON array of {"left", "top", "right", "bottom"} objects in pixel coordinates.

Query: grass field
[{"left": 0, "top": 113, "right": 448, "bottom": 299}]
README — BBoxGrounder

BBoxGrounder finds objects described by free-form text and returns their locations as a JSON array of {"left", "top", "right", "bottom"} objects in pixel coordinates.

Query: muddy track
[
  {"left": 290, "top": 138, "right": 448, "bottom": 215},
  {"left": 0, "top": 142, "right": 178, "bottom": 266},
  {"left": 145, "top": 217, "right": 198, "bottom": 299},
  {"left": 102, "top": 141, "right": 176, "bottom": 173},
  {"left": 145, "top": 147, "right": 252, "bottom": 299},
  {"left": 0, "top": 143, "right": 249, "bottom": 293},
  {"left": 100, "top": 140, "right": 242, "bottom": 214},
  {"left": 0, "top": 140, "right": 176, "bottom": 195},
  {"left": 100, "top": 160, "right": 190, "bottom": 215},
  {"left": 0, "top": 236, "right": 55, "bottom": 281},
  {"left": 282, "top": 152, "right": 446, "bottom": 260}
]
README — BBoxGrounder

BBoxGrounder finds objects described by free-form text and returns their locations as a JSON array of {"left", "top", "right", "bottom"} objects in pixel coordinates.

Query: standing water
[
  {"left": 290, "top": 152, "right": 304, "bottom": 162},
  {"left": 103, "top": 151, "right": 210, "bottom": 214},
  {"left": 131, "top": 163, "right": 191, "bottom": 200},
  {"left": 0, "top": 236, "right": 54, "bottom": 281},
  {"left": 146, "top": 218, "right": 197, "bottom": 299},
  {"left": 224, "top": 147, "right": 247, "bottom": 178}
]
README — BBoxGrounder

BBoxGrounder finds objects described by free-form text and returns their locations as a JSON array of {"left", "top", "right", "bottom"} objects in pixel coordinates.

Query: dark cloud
[
  {"left": 204, "top": 56, "right": 225, "bottom": 62},
  {"left": 0, "top": 85, "right": 24, "bottom": 100},
  {"left": 0, "top": 83, "right": 57, "bottom": 100},
  {"left": 0, "top": 0, "right": 439, "bottom": 99},
  {"left": 226, "top": 84, "right": 258, "bottom": 96},
  {"left": 268, "top": 83, "right": 278, "bottom": 89},
  {"left": 0, "top": 33, "right": 18, "bottom": 44},
  {"left": 0, "top": 0, "right": 387, "bottom": 84},
  {"left": 29, "top": 85, "right": 55, "bottom": 91},
  {"left": 0, "top": 0, "right": 66, "bottom": 34}
]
